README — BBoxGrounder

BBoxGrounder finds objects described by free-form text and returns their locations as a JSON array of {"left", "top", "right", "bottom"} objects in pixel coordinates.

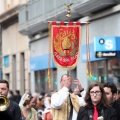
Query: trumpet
[{"left": 0, "top": 95, "right": 10, "bottom": 111}]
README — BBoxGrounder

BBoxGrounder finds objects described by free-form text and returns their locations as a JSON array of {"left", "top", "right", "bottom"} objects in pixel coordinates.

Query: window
[
  {"left": 90, "top": 60, "right": 107, "bottom": 83},
  {"left": 35, "top": 68, "right": 57, "bottom": 93},
  {"left": 108, "top": 59, "right": 120, "bottom": 88},
  {"left": 4, "top": 56, "right": 9, "bottom": 67}
]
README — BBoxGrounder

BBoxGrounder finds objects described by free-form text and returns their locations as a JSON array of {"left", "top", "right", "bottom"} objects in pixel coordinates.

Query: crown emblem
[{"left": 62, "top": 37, "right": 71, "bottom": 50}]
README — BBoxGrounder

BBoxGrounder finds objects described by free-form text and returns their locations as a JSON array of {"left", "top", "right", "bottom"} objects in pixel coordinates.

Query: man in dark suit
[
  {"left": 0, "top": 80, "right": 22, "bottom": 120},
  {"left": 104, "top": 82, "right": 120, "bottom": 120}
]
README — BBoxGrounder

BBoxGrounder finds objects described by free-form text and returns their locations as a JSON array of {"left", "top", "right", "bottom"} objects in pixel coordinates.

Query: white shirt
[{"left": 51, "top": 87, "right": 86, "bottom": 120}]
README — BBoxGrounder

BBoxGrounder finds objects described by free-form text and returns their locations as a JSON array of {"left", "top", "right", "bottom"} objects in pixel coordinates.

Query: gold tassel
[
  {"left": 48, "top": 22, "right": 52, "bottom": 88},
  {"left": 86, "top": 22, "right": 92, "bottom": 79}
]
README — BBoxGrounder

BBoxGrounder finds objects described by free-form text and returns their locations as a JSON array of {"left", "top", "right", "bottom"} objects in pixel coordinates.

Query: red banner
[{"left": 51, "top": 22, "right": 81, "bottom": 70}]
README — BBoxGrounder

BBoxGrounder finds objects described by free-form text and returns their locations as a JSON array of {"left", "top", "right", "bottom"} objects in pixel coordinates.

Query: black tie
[{"left": 69, "top": 95, "right": 73, "bottom": 120}]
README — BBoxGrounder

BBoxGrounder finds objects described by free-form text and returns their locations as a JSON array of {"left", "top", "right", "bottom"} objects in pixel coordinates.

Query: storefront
[
  {"left": 30, "top": 53, "right": 57, "bottom": 92},
  {"left": 81, "top": 36, "right": 120, "bottom": 88}
]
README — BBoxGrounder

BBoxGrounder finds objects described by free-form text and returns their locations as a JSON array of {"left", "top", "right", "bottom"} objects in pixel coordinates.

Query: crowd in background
[
  {"left": 7, "top": 89, "right": 54, "bottom": 120},
  {"left": 8, "top": 90, "right": 22, "bottom": 104},
  {"left": 5, "top": 75, "right": 120, "bottom": 120}
]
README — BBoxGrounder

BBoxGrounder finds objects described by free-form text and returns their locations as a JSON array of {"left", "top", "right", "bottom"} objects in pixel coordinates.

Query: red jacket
[{"left": 44, "top": 108, "right": 52, "bottom": 120}]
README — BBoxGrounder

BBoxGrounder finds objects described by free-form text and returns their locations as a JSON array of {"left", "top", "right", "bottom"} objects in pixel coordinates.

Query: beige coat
[{"left": 52, "top": 93, "right": 80, "bottom": 120}]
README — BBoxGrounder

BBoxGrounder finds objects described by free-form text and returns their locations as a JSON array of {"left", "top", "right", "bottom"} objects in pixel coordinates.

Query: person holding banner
[{"left": 51, "top": 74, "right": 86, "bottom": 120}]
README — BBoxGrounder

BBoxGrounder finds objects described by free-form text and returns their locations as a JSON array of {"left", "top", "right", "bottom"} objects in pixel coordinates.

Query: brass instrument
[{"left": 0, "top": 95, "right": 10, "bottom": 111}]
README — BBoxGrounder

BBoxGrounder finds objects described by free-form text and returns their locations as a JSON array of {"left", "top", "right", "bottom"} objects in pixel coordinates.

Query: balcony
[{"left": 19, "top": 0, "right": 117, "bottom": 36}]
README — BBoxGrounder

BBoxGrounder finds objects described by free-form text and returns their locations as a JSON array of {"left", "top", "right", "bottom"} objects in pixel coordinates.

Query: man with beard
[{"left": 103, "top": 82, "right": 120, "bottom": 120}]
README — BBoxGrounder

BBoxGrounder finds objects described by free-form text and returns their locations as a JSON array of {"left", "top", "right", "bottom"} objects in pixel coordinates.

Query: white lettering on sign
[
  {"left": 54, "top": 52, "right": 62, "bottom": 61},
  {"left": 105, "top": 40, "right": 113, "bottom": 50},
  {"left": 103, "top": 52, "right": 116, "bottom": 56}
]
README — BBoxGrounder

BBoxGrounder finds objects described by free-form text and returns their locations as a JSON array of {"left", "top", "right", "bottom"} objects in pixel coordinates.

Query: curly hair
[{"left": 85, "top": 81, "right": 108, "bottom": 108}]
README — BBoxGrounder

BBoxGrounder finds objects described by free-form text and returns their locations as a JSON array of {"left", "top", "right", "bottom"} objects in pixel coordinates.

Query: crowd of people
[
  {"left": 0, "top": 74, "right": 120, "bottom": 120},
  {"left": 8, "top": 89, "right": 22, "bottom": 104}
]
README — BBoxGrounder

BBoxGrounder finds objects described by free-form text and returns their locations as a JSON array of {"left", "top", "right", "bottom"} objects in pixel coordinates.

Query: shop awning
[{"left": 30, "top": 54, "right": 56, "bottom": 71}]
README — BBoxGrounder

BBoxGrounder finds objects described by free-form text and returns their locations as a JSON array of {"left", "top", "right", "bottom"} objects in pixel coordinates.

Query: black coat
[
  {"left": 0, "top": 100, "right": 22, "bottom": 120},
  {"left": 77, "top": 104, "right": 117, "bottom": 120},
  {"left": 111, "top": 100, "right": 120, "bottom": 120},
  {"left": 13, "top": 95, "right": 21, "bottom": 104}
]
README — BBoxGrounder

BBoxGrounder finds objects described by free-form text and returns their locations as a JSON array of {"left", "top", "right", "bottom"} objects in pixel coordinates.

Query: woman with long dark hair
[{"left": 77, "top": 82, "right": 117, "bottom": 120}]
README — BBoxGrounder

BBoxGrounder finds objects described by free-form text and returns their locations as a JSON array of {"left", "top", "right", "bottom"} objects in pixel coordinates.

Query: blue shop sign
[
  {"left": 30, "top": 54, "right": 56, "bottom": 71},
  {"left": 94, "top": 36, "right": 120, "bottom": 58},
  {"left": 81, "top": 42, "right": 105, "bottom": 62}
]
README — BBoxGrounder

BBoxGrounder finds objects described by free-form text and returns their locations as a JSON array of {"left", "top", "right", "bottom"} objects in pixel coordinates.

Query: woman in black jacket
[{"left": 77, "top": 82, "right": 117, "bottom": 120}]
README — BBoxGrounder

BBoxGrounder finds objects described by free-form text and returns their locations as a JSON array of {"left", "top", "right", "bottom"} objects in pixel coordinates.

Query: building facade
[
  {"left": 19, "top": 0, "right": 120, "bottom": 93},
  {"left": 0, "top": 0, "right": 30, "bottom": 94}
]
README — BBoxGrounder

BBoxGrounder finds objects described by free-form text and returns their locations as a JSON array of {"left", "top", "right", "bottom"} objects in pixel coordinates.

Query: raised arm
[{"left": 51, "top": 87, "right": 69, "bottom": 109}]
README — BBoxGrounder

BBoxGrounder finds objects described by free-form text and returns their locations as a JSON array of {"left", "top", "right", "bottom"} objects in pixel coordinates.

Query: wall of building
[
  {"left": 2, "top": 23, "right": 30, "bottom": 94},
  {"left": 78, "top": 12, "right": 120, "bottom": 89},
  {"left": 30, "top": 37, "right": 49, "bottom": 57},
  {"left": 18, "top": 0, "right": 120, "bottom": 92},
  {"left": 0, "top": 0, "right": 28, "bottom": 15},
  {"left": 81, "top": 13, "right": 120, "bottom": 42},
  {"left": 29, "top": 11, "right": 120, "bottom": 92}
]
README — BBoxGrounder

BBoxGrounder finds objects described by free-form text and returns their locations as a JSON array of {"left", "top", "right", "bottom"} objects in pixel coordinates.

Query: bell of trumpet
[{"left": 0, "top": 95, "right": 10, "bottom": 111}]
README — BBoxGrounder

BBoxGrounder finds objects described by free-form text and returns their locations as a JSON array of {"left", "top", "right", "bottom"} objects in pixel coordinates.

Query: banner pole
[
  {"left": 65, "top": 3, "right": 73, "bottom": 120},
  {"left": 47, "top": 21, "right": 90, "bottom": 24}
]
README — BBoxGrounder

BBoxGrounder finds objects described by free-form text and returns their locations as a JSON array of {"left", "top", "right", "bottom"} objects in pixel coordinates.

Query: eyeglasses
[{"left": 90, "top": 91, "right": 101, "bottom": 96}]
